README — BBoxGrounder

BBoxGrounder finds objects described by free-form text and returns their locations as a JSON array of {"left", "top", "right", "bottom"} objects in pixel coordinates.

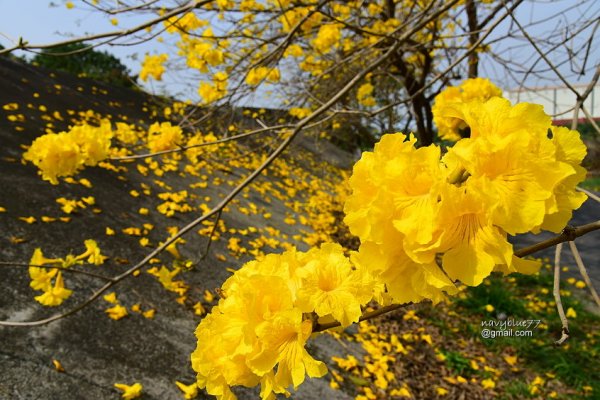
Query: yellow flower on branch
[
  {"left": 344, "top": 133, "right": 457, "bottom": 303},
  {"left": 245, "top": 67, "right": 280, "bottom": 85},
  {"left": 147, "top": 121, "right": 183, "bottom": 153},
  {"left": 164, "top": 12, "right": 206, "bottom": 33},
  {"left": 356, "top": 83, "right": 376, "bottom": 107},
  {"left": 140, "top": 54, "right": 168, "bottom": 81},
  {"left": 248, "top": 309, "right": 327, "bottom": 390},
  {"left": 198, "top": 71, "right": 229, "bottom": 104},
  {"left": 538, "top": 125, "right": 588, "bottom": 232},
  {"left": 191, "top": 243, "right": 380, "bottom": 399},
  {"left": 443, "top": 98, "right": 577, "bottom": 235},
  {"left": 344, "top": 107, "right": 586, "bottom": 295},
  {"left": 296, "top": 243, "right": 375, "bottom": 327},
  {"left": 435, "top": 184, "right": 513, "bottom": 286},
  {"left": 432, "top": 78, "right": 502, "bottom": 141},
  {"left": 312, "top": 23, "right": 342, "bottom": 53}
]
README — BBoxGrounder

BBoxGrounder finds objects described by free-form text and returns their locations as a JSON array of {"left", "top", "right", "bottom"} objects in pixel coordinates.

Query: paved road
[{"left": 511, "top": 191, "right": 599, "bottom": 291}]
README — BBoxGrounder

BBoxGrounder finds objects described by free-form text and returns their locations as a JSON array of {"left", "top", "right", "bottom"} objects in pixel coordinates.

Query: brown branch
[
  {"left": 466, "top": 0, "right": 479, "bottom": 78},
  {"left": 506, "top": 4, "right": 599, "bottom": 128},
  {"left": 82, "top": 0, "right": 161, "bottom": 15},
  {"left": 572, "top": 64, "right": 600, "bottom": 131},
  {"left": 354, "top": 0, "right": 525, "bottom": 122},
  {"left": 514, "top": 220, "right": 600, "bottom": 258},
  {"left": 313, "top": 303, "right": 412, "bottom": 333}
]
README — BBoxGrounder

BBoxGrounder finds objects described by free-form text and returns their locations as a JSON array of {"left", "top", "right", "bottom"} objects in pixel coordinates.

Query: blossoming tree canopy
[{"left": 126, "top": 0, "right": 521, "bottom": 145}]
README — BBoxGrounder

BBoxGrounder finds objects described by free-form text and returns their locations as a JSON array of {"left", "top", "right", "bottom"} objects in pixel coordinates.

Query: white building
[{"left": 505, "top": 84, "right": 600, "bottom": 124}]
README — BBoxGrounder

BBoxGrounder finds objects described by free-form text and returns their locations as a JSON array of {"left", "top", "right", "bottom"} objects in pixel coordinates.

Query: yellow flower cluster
[
  {"left": 185, "top": 131, "right": 217, "bottom": 164},
  {"left": 29, "top": 240, "right": 106, "bottom": 306},
  {"left": 312, "top": 23, "right": 342, "bottom": 53},
  {"left": 245, "top": 67, "right": 281, "bottom": 86},
  {"left": 279, "top": 6, "right": 322, "bottom": 33},
  {"left": 140, "top": 54, "right": 168, "bottom": 82},
  {"left": 186, "top": 78, "right": 587, "bottom": 398},
  {"left": 198, "top": 72, "right": 228, "bottom": 104},
  {"left": 164, "top": 12, "right": 206, "bottom": 34},
  {"left": 179, "top": 32, "right": 225, "bottom": 73},
  {"left": 356, "top": 83, "right": 376, "bottom": 107},
  {"left": 147, "top": 121, "right": 183, "bottom": 153},
  {"left": 114, "top": 122, "right": 141, "bottom": 145},
  {"left": 345, "top": 97, "right": 587, "bottom": 303},
  {"left": 23, "top": 119, "right": 113, "bottom": 184},
  {"left": 191, "top": 243, "right": 377, "bottom": 400},
  {"left": 288, "top": 107, "right": 312, "bottom": 119},
  {"left": 432, "top": 78, "right": 503, "bottom": 141}
]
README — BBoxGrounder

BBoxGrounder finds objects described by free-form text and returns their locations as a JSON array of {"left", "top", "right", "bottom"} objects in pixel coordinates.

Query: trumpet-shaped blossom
[
  {"left": 432, "top": 78, "right": 502, "bottom": 141},
  {"left": 34, "top": 272, "right": 72, "bottom": 306},
  {"left": 345, "top": 94, "right": 587, "bottom": 297},
  {"left": 191, "top": 244, "right": 376, "bottom": 399}
]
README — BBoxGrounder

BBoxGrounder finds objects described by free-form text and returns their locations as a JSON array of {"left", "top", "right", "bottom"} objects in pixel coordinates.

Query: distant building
[{"left": 505, "top": 84, "right": 600, "bottom": 125}]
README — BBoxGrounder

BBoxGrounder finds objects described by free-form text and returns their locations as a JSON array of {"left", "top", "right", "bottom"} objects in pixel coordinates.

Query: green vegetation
[
  {"left": 32, "top": 43, "right": 135, "bottom": 87},
  {"left": 576, "top": 122, "right": 600, "bottom": 139},
  {"left": 452, "top": 267, "right": 600, "bottom": 398},
  {"left": 580, "top": 176, "right": 600, "bottom": 191}
]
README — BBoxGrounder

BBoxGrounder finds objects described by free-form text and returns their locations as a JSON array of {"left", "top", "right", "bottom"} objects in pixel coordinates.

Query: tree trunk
[{"left": 466, "top": 0, "right": 479, "bottom": 78}]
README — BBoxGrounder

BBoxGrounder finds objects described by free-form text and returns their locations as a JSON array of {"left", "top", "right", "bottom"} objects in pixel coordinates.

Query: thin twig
[
  {"left": 0, "top": 0, "right": 209, "bottom": 55},
  {"left": 553, "top": 243, "right": 569, "bottom": 345},
  {"left": 577, "top": 186, "right": 600, "bottom": 203},
  {"left": 0, "top": 262, "right": 114, "bottom": 281},
  {"left": 199, "top": 210, "right": 222, "bottom": 261},
  {"left": 313, "top": 303, "right": 411, "bottom": 333},
  {"left": 110, "top": 124, "right": 292, "bottom": 161},
  {"left": 568, "top": 241, "right": 600, "bottom": 309}
]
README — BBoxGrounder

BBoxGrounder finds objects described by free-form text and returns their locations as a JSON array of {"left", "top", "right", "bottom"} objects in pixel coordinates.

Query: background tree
[{"left": 32, "top": 42, "right": 136, "bottom": 87}]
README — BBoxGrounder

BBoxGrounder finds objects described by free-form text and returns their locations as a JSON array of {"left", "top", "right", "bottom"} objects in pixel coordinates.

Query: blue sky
[
  {"left": 1, "top": 0, "right": 597, "bottom": 100},
  {"left": 0, "top": 1, "right": 155, "bottom": 79}
]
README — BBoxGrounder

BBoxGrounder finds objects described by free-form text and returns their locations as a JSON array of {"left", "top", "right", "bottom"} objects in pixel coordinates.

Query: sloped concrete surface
[{"left": 0, "top": 57, "right": 356, "bottom": 399}]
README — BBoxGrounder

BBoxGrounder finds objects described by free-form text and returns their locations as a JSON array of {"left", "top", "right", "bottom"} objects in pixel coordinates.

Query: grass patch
[
  {"left": 346, "top": 260, "right": 598, "bottom": 399},
  {"left": 499, "top": 379, "right": 533, "bottom": 399},
  {"left": 580, "top": 176, "right": 600, "bottom": 191},
  {"left": 450, "top": 265, "right": 600, "bottom": 398}
]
